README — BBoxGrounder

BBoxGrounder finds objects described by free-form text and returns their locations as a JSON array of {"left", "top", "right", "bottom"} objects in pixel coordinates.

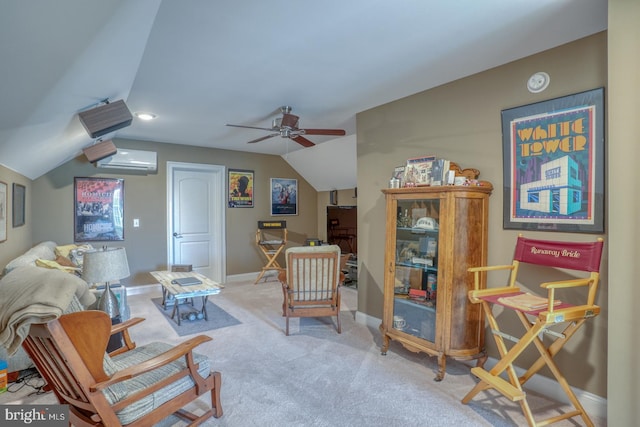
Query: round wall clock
[{"left": 527, "top": 71, "right": 550, "bottom": 93}]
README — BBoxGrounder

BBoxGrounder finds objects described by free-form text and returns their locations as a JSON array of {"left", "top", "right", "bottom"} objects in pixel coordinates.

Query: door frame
[{"left": 166, "top": 161, "right": 226, "bottom": 281}]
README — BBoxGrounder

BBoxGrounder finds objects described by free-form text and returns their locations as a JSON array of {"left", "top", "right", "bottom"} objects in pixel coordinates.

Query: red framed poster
[{"left": 74, "top": 177, "right": 124, "bottom": 241}]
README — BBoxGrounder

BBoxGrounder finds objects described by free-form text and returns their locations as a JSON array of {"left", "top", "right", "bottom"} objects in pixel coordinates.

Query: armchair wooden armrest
[
  {"left": 108, "top": 317, "right": 145, "bottom": 357},
  {"left": 540, "top": 278, "right": 593, "bottom": 290},
  {"left": 468, "top": 264, "right": 515, "bottom": 273},
  {"left": 110, "top": 317, "right": 145, "bottom": 334},
  {"left": 468, "top": 286, "right": 520, "bottom": 303},
  {"left": 93, "top": 335, "right": 213, "bottom": 391},
  {"left": 278, "top": 270, "right": 287, "bottom": 283},
  {"left": 467, "top": 264, "right": 516, "bottom": 300},
  {"left": 540, "top": 278, "right": 594, "bottom": 313}
]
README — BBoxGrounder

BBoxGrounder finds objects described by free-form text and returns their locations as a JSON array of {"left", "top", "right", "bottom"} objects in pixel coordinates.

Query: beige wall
[
  {"left": 607, "top": 0, "right": 639, "bottom": 424},
  {"left": 356, "top": 33, "right": 608, "bottom": 397},
  {"left": 29, "top": 139, "right": 318, "bottom": 285},
  {"left": 0, "top": 165, "right": 32, "bottom": 269}
]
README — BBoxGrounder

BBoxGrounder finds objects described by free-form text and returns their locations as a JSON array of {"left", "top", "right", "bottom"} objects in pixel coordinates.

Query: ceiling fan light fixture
[
  {"left": 134, "top": 112, "right": 157, "bottom": 121},
  {"left": 227, "top": 105, "right": 345, "bottom": 148}
]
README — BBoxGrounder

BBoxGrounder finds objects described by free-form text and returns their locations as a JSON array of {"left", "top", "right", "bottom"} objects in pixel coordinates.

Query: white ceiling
[{"left": 0, "top": 0, "right": 607, "bottom": 189}]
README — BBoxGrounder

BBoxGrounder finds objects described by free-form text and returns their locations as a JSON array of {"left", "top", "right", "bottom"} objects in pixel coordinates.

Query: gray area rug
[{"left": 151, "top": 297, "right": 241, "bottom": 336}]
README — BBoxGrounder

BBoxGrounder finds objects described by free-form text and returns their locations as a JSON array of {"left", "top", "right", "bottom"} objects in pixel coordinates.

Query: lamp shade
[{"left": 82, "top": 247, "right": 130, "bottom": 284}]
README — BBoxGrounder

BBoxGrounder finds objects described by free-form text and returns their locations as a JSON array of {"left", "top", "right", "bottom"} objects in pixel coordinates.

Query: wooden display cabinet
[{"left": 379, "top": 183, "right": 492, "bottom": 381}]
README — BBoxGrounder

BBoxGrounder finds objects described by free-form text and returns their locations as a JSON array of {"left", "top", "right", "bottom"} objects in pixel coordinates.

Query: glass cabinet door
[{"left": 392, "top": 198, "right": 440, "bottom": 342}]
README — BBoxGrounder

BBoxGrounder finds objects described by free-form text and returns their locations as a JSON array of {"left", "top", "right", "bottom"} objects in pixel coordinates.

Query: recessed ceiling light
[{"left": 135, "top": 112, "right": 157, "bottom": 121}]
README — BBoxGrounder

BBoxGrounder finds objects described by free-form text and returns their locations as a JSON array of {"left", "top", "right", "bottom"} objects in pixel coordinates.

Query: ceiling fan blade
[
  {"left": 291, "top": 135, "right": 315, "bottom": 147},
  {"left": 226, "top": 124, "right": 275, "bottom": 131},
  {"left": 247, "top": 134, "right": 278, "bottom": 144},
  {"left": 301, "top": 128, "right": 346, "bottom": 136},
  {"left": 281, "top": 113, "right": 299, "bottom": 128}
]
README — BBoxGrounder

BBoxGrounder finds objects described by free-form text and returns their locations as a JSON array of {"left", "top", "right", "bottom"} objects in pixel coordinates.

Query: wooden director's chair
[
  {"left": 255, "top": 221, "right": 287, "bottom": 284},
  {"left": 461, "top": 235, "right": 604, "bottom": 427}
]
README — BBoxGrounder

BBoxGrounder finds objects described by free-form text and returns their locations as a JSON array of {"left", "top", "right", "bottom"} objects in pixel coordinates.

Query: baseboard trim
[
  {"left": 126, "top": 283, "right": 161, "bottom": 295},
  {"left": 353, "top": 311, "right": 607, "bottom": 420}
]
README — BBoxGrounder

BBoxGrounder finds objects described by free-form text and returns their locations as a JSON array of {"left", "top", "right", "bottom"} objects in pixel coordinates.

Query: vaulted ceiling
[{"left": 0, "top": 0, "right": 607, "bottom": 189}]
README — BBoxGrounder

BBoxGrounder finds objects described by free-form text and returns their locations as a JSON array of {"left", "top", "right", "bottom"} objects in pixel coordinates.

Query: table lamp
[{"left": 82, "top": 247, "right": 130, "bottom": 320}]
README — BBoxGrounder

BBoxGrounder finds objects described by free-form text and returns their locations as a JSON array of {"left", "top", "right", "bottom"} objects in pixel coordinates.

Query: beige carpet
[{"left": 1, "top": 276, "right": 605, "bottom": 426}]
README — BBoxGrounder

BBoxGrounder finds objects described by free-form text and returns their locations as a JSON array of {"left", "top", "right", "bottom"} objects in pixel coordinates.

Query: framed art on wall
[
  {"left": 0, "top": 181, "right": 7, "bottom": 242},
  {"left": 228, "top": 169, "right": 254, "bottom": 208},
  {"left": 270, "top": 178, "right": 298, "bottom": 216},
  {"left": 74, "top": 177, "right": 124, "bottom": 241},
  {"left": 12, "top": 183, "right": 25, "bottom": 227},
  {"left": 502, "top": 88, "right": 604, "bottom": 233}
]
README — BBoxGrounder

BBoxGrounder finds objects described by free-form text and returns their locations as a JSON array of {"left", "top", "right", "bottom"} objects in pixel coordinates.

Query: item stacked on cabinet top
[{"left": 380, "top": 183, "right": 492, "bottom": 381}]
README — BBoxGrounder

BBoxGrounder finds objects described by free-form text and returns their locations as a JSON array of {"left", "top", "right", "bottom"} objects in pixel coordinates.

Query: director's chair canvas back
[{"left": 462, "top": 235, "right": 604, "bottom": 427}]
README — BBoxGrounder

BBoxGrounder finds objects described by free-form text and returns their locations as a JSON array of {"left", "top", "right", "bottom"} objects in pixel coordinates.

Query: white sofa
[{"left": 0, "top": 241, "right": 97, "bottom": 374}]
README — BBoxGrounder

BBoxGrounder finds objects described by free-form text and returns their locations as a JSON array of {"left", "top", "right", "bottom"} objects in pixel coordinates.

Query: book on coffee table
[{"left": 170, "top": 277, "right": 202, "bottom": 286}]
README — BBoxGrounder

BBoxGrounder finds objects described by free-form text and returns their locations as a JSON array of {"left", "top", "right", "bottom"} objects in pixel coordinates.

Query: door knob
[{"left": 173, "top": 232, "right": 183, "bottom": 238}]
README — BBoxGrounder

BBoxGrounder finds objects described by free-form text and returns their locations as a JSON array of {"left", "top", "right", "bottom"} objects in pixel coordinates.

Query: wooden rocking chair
[{"left": 22, "top": 310, "right": 222, "bottom": 426}]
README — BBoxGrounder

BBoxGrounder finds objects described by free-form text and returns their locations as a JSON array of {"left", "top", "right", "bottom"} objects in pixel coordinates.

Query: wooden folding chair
[
  {"left": 461, "top": 235, "right": 604, "bottom": 427},
  {"left": 255, "top": 222, "right": 287, "bottom": 284}
]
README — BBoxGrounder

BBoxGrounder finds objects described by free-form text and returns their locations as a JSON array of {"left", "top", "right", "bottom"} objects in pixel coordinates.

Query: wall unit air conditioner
[{"left": 97, "top": 149, "right": 157, "bottom": 172}]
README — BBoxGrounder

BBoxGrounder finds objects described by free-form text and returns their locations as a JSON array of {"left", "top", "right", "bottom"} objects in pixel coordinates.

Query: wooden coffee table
[{"left": 150, "top": 271, "right": 224, "bottom": 325}]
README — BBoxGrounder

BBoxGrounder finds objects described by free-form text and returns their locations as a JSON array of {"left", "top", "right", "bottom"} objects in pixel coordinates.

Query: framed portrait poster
[
  {"left": 502, "top": 88, "right": 604, "bottom": 233},
  {"left": 270, "top": 178, "right": 298, "bottom": 216},
  {"left": 0, "top": 181, "right": 6, "bottom": 242},
  {"left": 12, "top": 183, "right": 25, "bottom": 227},
  {"left": 228, "top": 169, "right": 254, "bottom": 208},
  {"left": 74, "top": 177, "right": 124, "bottom": 241}
]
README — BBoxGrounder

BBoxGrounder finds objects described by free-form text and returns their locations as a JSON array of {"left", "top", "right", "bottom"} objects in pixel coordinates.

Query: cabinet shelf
[
  {"left": 380, "top": 184, "right": 493, "bottom": 381},
  {"left": 395, "top": 261, "right": 437, "bottom": 272}
]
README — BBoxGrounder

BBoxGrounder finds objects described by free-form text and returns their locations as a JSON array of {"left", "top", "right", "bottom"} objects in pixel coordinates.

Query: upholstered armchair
[{"left": 278, "top": 245, "right": 344, "bottom": 336}]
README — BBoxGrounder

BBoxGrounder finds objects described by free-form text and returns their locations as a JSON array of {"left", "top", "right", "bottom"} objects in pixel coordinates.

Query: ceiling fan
[{"left": 226, "top": 106, "right": 346, "bottom": 147}]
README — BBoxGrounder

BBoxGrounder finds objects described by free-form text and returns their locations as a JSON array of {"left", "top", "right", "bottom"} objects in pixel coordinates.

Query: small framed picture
[
  {"left": 270, "top": 178, "right": 298, "bottom": 216},
  {"left": 12, "top": 183, "right": 26, "bottom": 227},
  {"left": 0, "top": 181, "right": 7, "bottom": 241},
  {"left": 228, "top": 169, "right": 254, "bottom": 208}
]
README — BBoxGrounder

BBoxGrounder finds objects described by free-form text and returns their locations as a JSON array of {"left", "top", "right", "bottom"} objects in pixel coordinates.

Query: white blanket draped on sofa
[{"left": 0, "top": 265, "right": 96, "bottom": 356}]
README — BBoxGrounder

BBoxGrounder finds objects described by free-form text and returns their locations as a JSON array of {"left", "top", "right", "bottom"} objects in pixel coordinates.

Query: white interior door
[{"left": 167, "top": 162, "right": 225, "bottom": 282}]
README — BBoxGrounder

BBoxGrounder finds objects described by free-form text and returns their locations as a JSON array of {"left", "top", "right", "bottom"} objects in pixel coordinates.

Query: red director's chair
[{"left": 461, "top": 235, "right": 604, "bottom": 427}]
